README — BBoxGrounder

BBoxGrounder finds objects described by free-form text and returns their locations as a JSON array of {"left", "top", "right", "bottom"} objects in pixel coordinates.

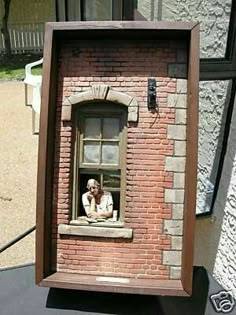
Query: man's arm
[
  {"left": 82, "top": 193, "right": 96, "bottom": 216},
  {"left": 98, "top": 192, "right": 113, "bottom": 218}
]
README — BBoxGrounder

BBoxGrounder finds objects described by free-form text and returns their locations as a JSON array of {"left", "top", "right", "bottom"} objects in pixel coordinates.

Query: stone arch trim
[{"left": 62, "top": 85, "right": 138, "bottom": 122}]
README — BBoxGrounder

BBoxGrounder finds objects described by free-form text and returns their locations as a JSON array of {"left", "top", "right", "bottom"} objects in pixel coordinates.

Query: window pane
[
  {"left": 103, "top": 173, "right": 120, "bottom": 189},
  {"left": 102, "top": 142, "right": 119, "bottom": 164},
  {"left": 67, "top": 0, "right": 81, "bottom": 21},
  {"left": 84, "top": 118, "right": 101, "bottom": 139},
  {"left": 197, "top": 80, "right": 231, "bottom": 214},
  {"left": 83, "top": 141, "right": 100, "bottom": 163},
  {"left": 103, "top": 118, "right": 120, "bottom": 139},
  {"left": 103, "top": 175, "right": 120, "bottom": 189},
  {"left": 83, "top": 0, "right": 112, "bottom": 21}
]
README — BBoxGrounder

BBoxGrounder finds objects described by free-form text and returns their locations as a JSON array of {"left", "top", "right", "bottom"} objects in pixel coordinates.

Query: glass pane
[
  {"left": 83, "top": 0, "right": 112, "bottom": 21},
  {"left": 103, "top": 173, "right": 120, "bottom": 189},
  {"left": 84, "top": 118, "right": 101, "bottom": 139},
  {"left": 83, "top": 141, "right": 100, "bottom": 164},
  {"left": 103, "top": 118, "right": 120, "bottom": 139},
  {"left": 137, "top": 0, "right": 232, "bottom": 58},
  {"left": 102, "top": 142, "right": 119, "bottom": 165},
  {"left": 67, "top": 0, "right": 81, "bottom": 21},
  {"left": 197, "top": 80, "right": 231, "bottom": 214}
]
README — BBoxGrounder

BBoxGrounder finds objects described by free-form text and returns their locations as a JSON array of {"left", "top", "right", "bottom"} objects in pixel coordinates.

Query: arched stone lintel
[{"left": 62, "top": 85, "right": 138, "bottom": 122}]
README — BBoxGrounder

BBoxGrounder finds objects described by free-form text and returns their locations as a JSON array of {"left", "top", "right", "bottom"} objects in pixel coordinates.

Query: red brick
[{"left": 51, "top": 40, "right": 183, "bottom": 280}]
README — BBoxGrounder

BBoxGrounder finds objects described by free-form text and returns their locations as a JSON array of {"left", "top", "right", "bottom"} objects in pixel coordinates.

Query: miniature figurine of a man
[{"left": 82, "top": 179, "right": 113, "bottom": 219}]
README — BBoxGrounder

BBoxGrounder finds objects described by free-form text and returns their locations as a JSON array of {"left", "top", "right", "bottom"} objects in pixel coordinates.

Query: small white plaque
[{"left": 96, "top": 276, "right": 130, "bottom": 284}]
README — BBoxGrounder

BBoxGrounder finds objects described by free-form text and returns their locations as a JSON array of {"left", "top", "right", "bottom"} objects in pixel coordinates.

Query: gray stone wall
[{"left": 163, "top": 78, "right": 187, "bottom": 279}]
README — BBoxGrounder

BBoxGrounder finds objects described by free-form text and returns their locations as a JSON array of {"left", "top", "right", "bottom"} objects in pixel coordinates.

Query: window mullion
[
  {"left": 79, "top": 130, "right": 84, "bottom": 167},
  {"left": 101, "top": 173, "right": 103, "bottom": 189},
  {"left": 99, "top": 118, "right": 103, "bottom": 166}
]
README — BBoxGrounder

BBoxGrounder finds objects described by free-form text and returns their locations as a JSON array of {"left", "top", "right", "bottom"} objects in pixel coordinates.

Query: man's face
[{"left": 89, "top": 185, "right": 99, "bottom": 196}]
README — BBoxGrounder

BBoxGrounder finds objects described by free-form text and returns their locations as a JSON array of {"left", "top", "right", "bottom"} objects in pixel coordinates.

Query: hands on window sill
[{"left": 70, "top": 216, "right": 124, "bottom": 228}]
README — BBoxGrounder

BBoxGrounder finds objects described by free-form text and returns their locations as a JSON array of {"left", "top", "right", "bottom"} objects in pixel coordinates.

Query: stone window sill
[
  {"left": 58, "top": 222, "right": 133, "bottom": 239},
  {"left": 70, "top": 218, "right": 124, "bottom": 228}
]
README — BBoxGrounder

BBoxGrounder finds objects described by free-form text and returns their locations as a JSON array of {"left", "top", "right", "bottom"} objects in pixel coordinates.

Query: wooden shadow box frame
[{"left": 36, "top": 21, "right": 199, "bottom": 297}]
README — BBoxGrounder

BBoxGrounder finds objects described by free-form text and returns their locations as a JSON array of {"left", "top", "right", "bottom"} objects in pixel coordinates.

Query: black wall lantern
[{"left": 147, "top": 78, "right": 157, "bottom": 110}]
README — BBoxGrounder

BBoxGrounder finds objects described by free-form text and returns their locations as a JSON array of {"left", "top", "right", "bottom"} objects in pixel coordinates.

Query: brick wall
[{"left": 52, "top": 39, "right": 187, "bottom": 280}]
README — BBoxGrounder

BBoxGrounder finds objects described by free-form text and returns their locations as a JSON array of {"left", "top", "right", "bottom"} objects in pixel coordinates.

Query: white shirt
[{"left": 82, "top": 191, "right": 113, "bottom": 215}]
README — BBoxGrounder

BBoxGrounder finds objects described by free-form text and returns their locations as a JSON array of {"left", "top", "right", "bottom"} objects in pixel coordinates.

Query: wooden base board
[{"left": 39, "top": 271, "right": 190, "bottom": 296}]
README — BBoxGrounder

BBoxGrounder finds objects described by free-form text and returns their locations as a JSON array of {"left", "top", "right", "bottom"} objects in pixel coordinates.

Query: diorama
[{"left": 36, "top": 21, "right": 199, "bottom": 296}]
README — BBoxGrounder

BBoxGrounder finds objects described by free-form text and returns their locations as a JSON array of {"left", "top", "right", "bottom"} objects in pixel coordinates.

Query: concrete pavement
[{"left": 0, "top": 81, "right": 38, "bottom": 268}]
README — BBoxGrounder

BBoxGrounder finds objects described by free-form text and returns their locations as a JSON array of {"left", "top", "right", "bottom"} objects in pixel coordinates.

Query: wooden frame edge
[
  {"left": 181, "top": 23, "right": 200, "bottom": 295},
  {"left": 36, "top": 21, "right": 199, "bottom": 295},
  {"left": 39, "top": 272, "right": 190, "bottom": 297},
  {"left": 44, "top": 20, "right": 197, "bottom": 31},
  {"left": 36, "top": 23, "right": 58, "bottom": 284}
]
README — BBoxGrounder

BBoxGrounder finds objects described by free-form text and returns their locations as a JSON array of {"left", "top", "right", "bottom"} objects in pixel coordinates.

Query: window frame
[{"left": 72, "top": 103, "right": 127, "bottom": 223}]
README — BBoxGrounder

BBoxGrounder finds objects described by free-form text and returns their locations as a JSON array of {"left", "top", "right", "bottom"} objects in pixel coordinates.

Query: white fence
[{"left": 0, "top": 23, "right": 45, "bottom": 54}]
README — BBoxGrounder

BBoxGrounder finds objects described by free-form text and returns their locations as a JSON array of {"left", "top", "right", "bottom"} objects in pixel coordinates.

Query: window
[
  {"left": 72, "top": 104, "right": 127, "bottom": 223},
  {"left": 56, "top": 0, "right": 134, "bottom": 21}
]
